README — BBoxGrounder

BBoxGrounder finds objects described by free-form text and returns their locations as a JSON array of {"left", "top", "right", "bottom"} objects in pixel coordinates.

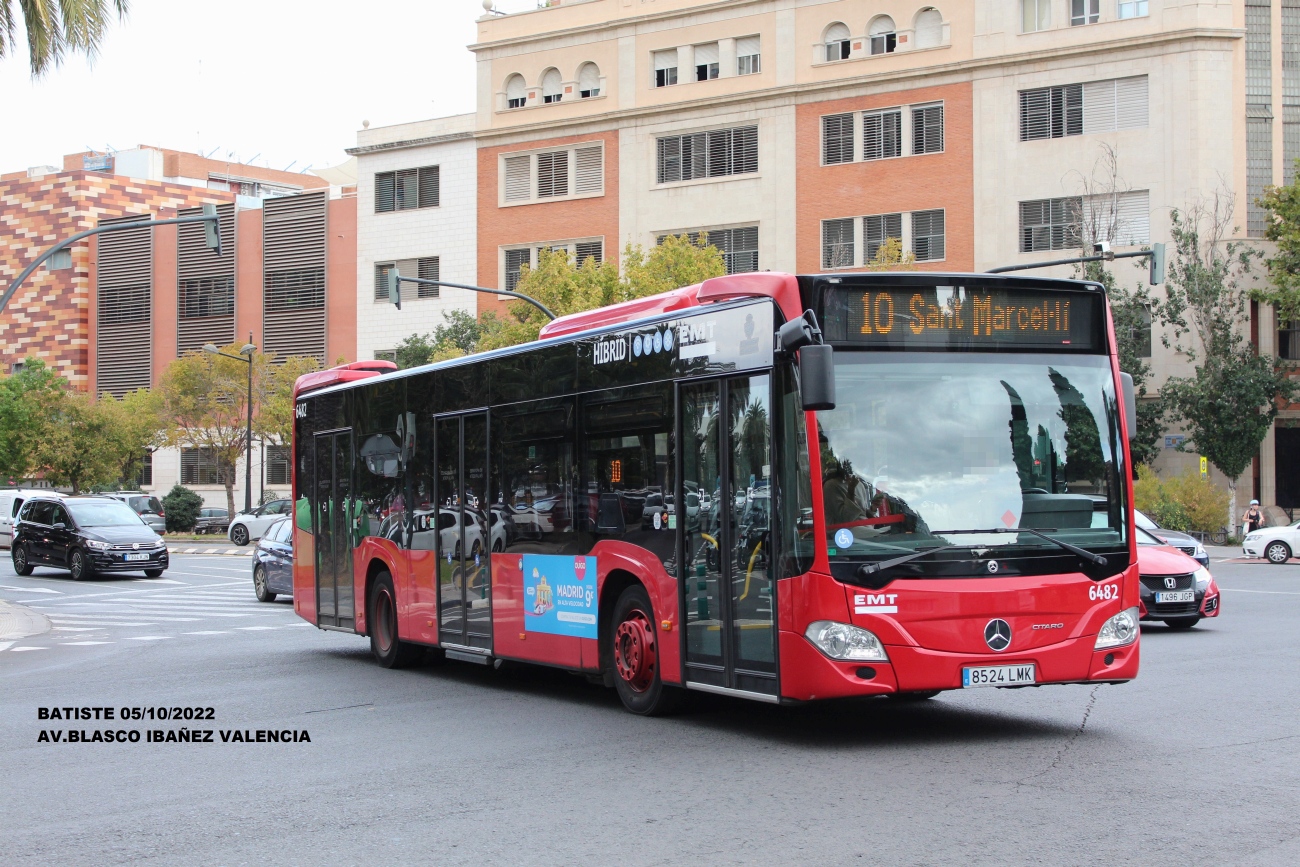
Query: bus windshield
[{"left": 817, "top": 352, "right": 1125, "bottom": 564}]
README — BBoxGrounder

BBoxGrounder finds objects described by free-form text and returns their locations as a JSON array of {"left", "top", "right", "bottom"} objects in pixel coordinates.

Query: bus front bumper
[{"left": 778, "top": 630, "right": 1138, "bottom": 702}]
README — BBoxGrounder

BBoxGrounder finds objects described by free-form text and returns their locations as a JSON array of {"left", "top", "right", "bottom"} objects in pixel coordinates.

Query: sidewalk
[{"left": 0, "top": 600, "right": 51, "bottom": 642}]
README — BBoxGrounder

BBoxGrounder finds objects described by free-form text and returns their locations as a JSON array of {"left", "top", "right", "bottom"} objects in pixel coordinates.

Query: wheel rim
[
  {"left": 1268, "top": 543, "right": 1288, "bottom": 563},
  {"left": 254, "top": 567, "right": 266, "bottom": 595},
  {"left": 375, "top": 588, "right": 395, "bottom": 654},
  {"left": 613, "top": 607, "right": 657, "bottom": 694},
  {"left": 233, "top": 527, "right": 247, "bottom": 545},
  {"left": 70, "top": 552, "right": 82, "bottom": 579},
  {"left": 14, "top": 547, "right": 26, "bottom": 570}
]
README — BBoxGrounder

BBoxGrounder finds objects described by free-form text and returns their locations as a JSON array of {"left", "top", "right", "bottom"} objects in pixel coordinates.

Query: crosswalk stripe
[
  {"left": 10, "top": 646, "right": 48, "bottom": 651},
  {"left": 236, "top": 626, "right": 278, "bottom": 631},
  {"left": 124, "top": 636, "right": 170, "bottom": 641},
  {"left": 182, "top": 631, "right": 229, "bottom": 635},
  {"left": 62, "top": 641, "right": 112, "bottom": 645}
]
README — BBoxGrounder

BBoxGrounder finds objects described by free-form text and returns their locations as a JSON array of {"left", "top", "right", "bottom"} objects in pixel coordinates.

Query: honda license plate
[
  {"left": 962, "top": 664, "right": 1036, "bottom": 688},
  {"left": 124, "top": 552, "right": 149, "bottom": 561},
  {"left": 1155, "top": 590, "right": 1195, "bottom": 603}
]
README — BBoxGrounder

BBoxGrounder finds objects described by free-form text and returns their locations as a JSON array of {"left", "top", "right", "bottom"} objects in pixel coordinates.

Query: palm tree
[{"left": 1, "top": 0, "right": 129, "bottom": 76}]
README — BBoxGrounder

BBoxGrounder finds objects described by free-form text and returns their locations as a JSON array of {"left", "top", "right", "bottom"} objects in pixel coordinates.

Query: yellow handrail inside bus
[{"left": 740, "top": 541, "right": 762, "bottom": 601}]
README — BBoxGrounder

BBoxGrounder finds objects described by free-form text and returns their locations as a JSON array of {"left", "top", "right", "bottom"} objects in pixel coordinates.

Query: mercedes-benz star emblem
[
  {"left": 1164, "top": 577, "right": 1177, "bottom": 589},
  {"left": 984, "top": 619, "right": 1012, "bottom": 652},
  {"left": 986, "top": 560, "right": 999, "bottom": 574}
]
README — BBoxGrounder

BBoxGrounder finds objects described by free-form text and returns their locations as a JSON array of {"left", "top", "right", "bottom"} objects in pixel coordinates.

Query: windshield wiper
[
  {"left": 930, "top": 527, "right": 1108, "bottom": 566},
  {"left": 857, "top": 544, "right": 955, "bottom": 576}
]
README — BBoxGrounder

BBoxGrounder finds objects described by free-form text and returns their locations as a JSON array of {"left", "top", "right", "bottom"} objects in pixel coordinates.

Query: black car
[
  {"left": 193, "top": 507, "right": 230, "bottom": 534},
  {"left": 252, "top": 517, "right": 293, "bottom": 602},
  {"left": 11, "top": 496, "right": 169, "bottom": 580}
]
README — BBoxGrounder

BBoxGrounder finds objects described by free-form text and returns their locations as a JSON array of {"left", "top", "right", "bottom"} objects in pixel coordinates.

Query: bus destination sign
[{"left": 828, "top": 286, "right": 1099, "bottom": 351}]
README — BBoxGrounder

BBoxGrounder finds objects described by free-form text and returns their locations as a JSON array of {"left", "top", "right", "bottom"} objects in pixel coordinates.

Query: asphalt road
[{"left": 2, "top": 552, "right": 1298, "bottom": 866}]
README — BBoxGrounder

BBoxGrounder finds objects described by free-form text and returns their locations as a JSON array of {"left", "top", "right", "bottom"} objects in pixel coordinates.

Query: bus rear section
[{"left": 290, "top": 272, "right": 1138, "bottom": 714}]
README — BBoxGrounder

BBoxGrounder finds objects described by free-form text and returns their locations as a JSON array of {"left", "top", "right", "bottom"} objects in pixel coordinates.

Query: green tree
[
  {"left": 161, "top": 484, "right": 203, "bottom": 533},
  {"left": 863, "top": 236, "right": 917, "bottom": 271},
  {"left": 1257, "top": 162, "right": 1300, "bottom": 324},
  {"left": 1, "top": 0, "right": 129, "bottom": 76},
  {"left": 32, "top": 389, "right": 128, "bottom": 493},
  {"left": 1156, "top": 200, "right": 1295, "bottom": 533},
  {"left": 392, "top": 310, "right": 506, "bottom": 368},
  {"left": 98, "top": 387, "right": 164, "bottom": 486},
  {"left": 256, "top": 354, "right": 322, "bottom": 449},
  {"left": 0, "top": 358, "right": 64, "bottom": 483}
]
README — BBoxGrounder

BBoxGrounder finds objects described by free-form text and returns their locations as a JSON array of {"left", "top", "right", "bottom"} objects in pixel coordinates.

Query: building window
[
  {"left": 578, "top": 62, "right": 601, "bottom": 98},
  {"left": 1023, "top": 0, "right": 1051, "bottom": 32},
  {"left": 911, "top": 210, "right": 946, "bottom": 261},
  {"left": 541, "top": 68, "right": 563, "bottom": 104},
  {"left": 695, "top": 42, "right": 720, "bottom": 80},
  {"left": 1020, "top": 197, "right": 1082, "bottom": 252},
  {"left": 737, "top": 36, "right": 761, "bottom": 75},
  {"left": 47, "top": 249, "right": 72, "bottom": 270},
  {"left": 654, "top": 49, "right": 678, "bottom": 87},
  {"left": 138, "top": 450, "right": 153, "bottom": 487},
  {"left": 1117, "top": 1, "right": 1148, "bottom": 19},
  {"left": 1071, "top": 0, "right": 1099, "bottom": 25},
  {"left": 822, "top": 219, "right": 855, "bottom": 269},
  {"left": 266, "top": 446, "right": 291, "bottom": 486},
  {"left": 869, "top": 17, "right": 896, "bottom": 55},
  {"left": 912, "top": 104, "right": 944, "bottom": 154},
  {"left": 506, "top": 74, "right": 527, "bottom": 109},
  {"left": 1248, "top": 113, "right": 1274, "bottom": 237},
  {"left": 179, "top": 276, "right": 235, "bottom": 318},
  {"left": 374, "top": 257, "right": 440, "bottom": 302},
  {"left": 655, "top": 126, "right": 758, "bottom": 184},
  {"left": 1280, "top": 320, "right": 1300, "bottom": 361},
  {"left": 824, "top": 23, "right": 851, "bottom": 61},
  {"left": 709, "top": 226, "right": 759, "bottom": 273},
  {"left": 863, "top": 213, "right": 902, "bottom": 263},
  {"left": 1133, "top": 307, "right": 1153, "bottom": 358},
  {"left": 504, "top": 240, "right": 603, "bottom": 291},
  {"left": 375, "top": 166, "right": 439, "bottom": 213},
  {"left": 915, "top": 8, "right": 944, "bottom": 49},
  {"left": 1083, "top": 190, "right": 1151, "bottom": 246},
  {"left": 822, "top": 113, "right": 855, "bottom": 164},
  {"left": 181, "top": 447, "right": 222, "bottom": 486},
  {"left": 864, "top": 109, "right": 903, "bottom": 160},
  {"left": 374, "top": 349, "right": 397, "bottom": 363},
  {"left": 1020, "top": 76, "right": 1148, "bottom": 140},
  {"left": 501, "top": 144, "right": 604, "bottom": 204}
]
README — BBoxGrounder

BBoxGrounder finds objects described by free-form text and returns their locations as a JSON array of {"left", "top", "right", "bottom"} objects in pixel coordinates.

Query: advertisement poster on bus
[{"left": 523, "top": 555, "right": 598, "bottom": 639}]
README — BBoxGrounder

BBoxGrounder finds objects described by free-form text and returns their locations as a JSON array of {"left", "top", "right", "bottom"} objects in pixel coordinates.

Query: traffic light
[
  {"left": 387, "top": 268, "right": 401, "bottom": 310},
  {"left": 202, "top": 204, "right": 222, "bottom": 256},
  {"left": 1148, "top": 242, "right": 1165, "bottom": 285}
]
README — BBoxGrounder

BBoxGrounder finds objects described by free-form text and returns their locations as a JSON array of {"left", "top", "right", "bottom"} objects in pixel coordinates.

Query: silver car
[{"left": 102, "top": 492, "right": 166, "bottom": 535}]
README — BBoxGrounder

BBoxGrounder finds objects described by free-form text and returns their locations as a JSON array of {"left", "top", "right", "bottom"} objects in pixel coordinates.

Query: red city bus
[{"left": 290, "top": 272, "right": 1140, "bottom": 714}]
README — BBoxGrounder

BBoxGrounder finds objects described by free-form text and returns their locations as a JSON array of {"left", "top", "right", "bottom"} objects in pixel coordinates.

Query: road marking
[
  {"left": 9, "top": 646, "right": 47, "bottom": 651},
  {"left": 236, "top": 626, "right": 277, "bottom": 631},
  {"left": 0, "top": 585, "right": 61, "bottom": 594},
  {"left": 182, "top": 631, "right": 229, "bottom": 635},
  {"left": 52, "top": 627, "right": 99, "bottom": 632},
  {"left": 124, "top": 636, "right": 171, "bottom": 641},
  {"left": 0, "top": 641, "right": 13, "bottom": 652},
  {"left": 145, "top": 578, "right": 186, "bottom": 584},
  {"left": 62, "top": 641, "right": 111, "bottom": 646},
  {"left": 1222, "top": 588, "right": 1300, "bottom": 595}
]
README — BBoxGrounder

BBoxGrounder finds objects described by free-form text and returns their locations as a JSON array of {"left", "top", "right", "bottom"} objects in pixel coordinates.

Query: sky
[{"left": 0, "top": 0, "right": 537, "bottom": 175}]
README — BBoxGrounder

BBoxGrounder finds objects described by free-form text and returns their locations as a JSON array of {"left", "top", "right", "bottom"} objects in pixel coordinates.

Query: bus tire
[
  {"left": 608, "top": 584, "right": 683, "bottom": 716},
  {"left": 369, "top": 571, "right": 422, "bottom": 669}
]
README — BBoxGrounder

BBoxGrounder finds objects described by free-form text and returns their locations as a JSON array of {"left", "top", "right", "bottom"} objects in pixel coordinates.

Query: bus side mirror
[
  {"left": 800, "top": 345, "right": 836, "bottom": 411},
  {"left": 1120, "top": 372, "right": 1136, "bottom": 439}
]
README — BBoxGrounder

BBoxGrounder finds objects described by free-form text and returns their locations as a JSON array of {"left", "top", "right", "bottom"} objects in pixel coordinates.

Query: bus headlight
[
  {"left": 1094, "top": 607, "right": 1139, "bottom": 650},
  {"left": 805, "top": 621, "right": 889, "bottom": 662}
]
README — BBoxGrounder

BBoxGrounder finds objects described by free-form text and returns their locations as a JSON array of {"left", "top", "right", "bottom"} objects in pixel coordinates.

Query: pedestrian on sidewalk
[{"left": 1242, "top": 500, "right": 1265, "bottom": 535}]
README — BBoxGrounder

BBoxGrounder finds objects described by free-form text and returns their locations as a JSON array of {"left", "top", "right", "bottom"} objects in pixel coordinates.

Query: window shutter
[
  {"left": 506, "top": 75, "right": 526, "bottom": 101},
  {"left": 737, "top": 36, "right": 760, "bottom": 58},
  {"left": 262, "top": 192, "right": 327, "bottom": 363},
  {"left": 574, "top": 146, "right": 603, "bottom": 194},
  {"left": 1020, "top": 88, "right": 1050, "bottom": 141},
  {"left": 916, "top": 9, "right": 943, "bottom": 48},
  {"left": 864, "top": 110, "right": 901, "bottom": 160},
  {"left": 911, "top": 210, "right": 945, "bottom": 261},
  {"left": 1114, "top": 76, "right": 1149, "bottom": 129},
  {"left": 737, "top": 35, "right": 760, "bottom": 74},
  {"left": 537, "top": 150, "right": 569, "bottom": 198},
  {"left": 374, "top": 262, "right": 392, "bottom": 301},
  {"left": 1083, "top": 80, "right": 1118, "bottom": 133},
  {"left": 694, "top": 42, "right": 719, "bottom": 65},
  {"left": 822, "top": 113, "right": 855, "bottom": 164},
  {"left": 375, "top": 172, "right": 396, "bottom": 212},
  {"left": 504, "top": 248, "right": 531, "bottom": 291},
  {"left": 864, "top": 213, "right": 903, "bottom": 262},
  {"left": 685, "top": 132, "right": 707, "bottom": 179},
  {"left": 707, "top": 226, "right": 759, "bottom": 273},
  {"left": 542, "top": 68, "right": 563, "bottom": 101},
  {"left": 417, "top": 256, "right": 440, "bottom": 298},
  {"left": 733, "top": 126, "right": 758, "bottom": 174},
  {"left": 1113, "top": 191, "right": 1150, "bottom": 245},
  {"left": 822, "top": 219, "right": 855, "bottom": 268},
  {"left": 578, "top": 63, "right": 600, "bottom": 95},
  {"left": 707, "top": 130, "right": 731, "bottom": 177},
  {"left": 418, "top": 166, "right": 440, "bottom": 208},
  {"left": 657, "top": 136, "right": 679, "bottom": 184},
  {"left": 911, "top": 104, "right": 943, "bottom": 154},
  {"left": 574, "top": 240, "right": 603, "bottom": 265},
  {"left": 654, "top": 49, "right": 677, "bottom": 70},
  {"left": 504, "top": 155, "right": 531, "bottom": 201}
]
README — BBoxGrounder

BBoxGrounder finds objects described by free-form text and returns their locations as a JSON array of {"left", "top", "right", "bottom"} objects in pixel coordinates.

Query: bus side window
[
  {"left": 492, "top": 397, "right": 582, "bottom": 555},
  {"left": 579, "top": 384, "right": 675, "bottom": 574}
]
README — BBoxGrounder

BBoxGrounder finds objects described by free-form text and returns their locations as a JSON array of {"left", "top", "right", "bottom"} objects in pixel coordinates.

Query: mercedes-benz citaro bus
[{"left": 290, "top": 272, "right": 1139, "bottom": 715}]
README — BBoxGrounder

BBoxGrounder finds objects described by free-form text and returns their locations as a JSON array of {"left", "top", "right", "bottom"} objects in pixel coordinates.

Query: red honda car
[{"left": 1136, "top": 526, "right": 1220, "bottom": 629}]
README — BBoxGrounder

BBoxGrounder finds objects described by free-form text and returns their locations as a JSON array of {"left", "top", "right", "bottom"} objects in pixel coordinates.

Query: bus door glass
[
  {"left": 680, "top": 374, "right": 776, "bottom": 696},
  {"left": 435, "top": 412, "right": 491, "bottom": 650},
  {"left": 314, "top": 430, "right": 355, "bottom": 629}
]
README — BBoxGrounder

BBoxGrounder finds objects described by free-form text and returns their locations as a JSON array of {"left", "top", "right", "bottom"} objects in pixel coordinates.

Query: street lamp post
[{"left": 204, "top": 337, "right": 257, "bottom": 515}]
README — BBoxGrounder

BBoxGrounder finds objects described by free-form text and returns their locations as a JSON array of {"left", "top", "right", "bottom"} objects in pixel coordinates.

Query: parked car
[
  {"left": 101, "top": 492, "right": 166, "bottom": 535},
  {"left": 252, "top": 517, "right": 294, "bottom": 602},
  {"left": 0, "top": 489, "right": 60, "bottom": 549},
  {"left": 1242, "top": 518, "right": 1300, "bottom": 564},
  {"left": 1136, "top": 526, "right": 1220, "bottom": 629},
  {"left": 11, "top": 495, "right": 168, "bottom": 580},
  {"left": 228, "top": 498, "right": 292, "bottom": 546},
  {"left": 193, "top": 507, "right": 230, "bottom": 534},
  {"left": 1134, "top": 509, "right": 1209, "bottom": 566}
]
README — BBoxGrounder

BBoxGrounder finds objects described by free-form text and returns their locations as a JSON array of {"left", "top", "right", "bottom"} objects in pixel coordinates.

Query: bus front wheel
[
  {"left": 608, "top": 584, "right": 683, "bottom": 716},
  {"left": 368, "top": 571, "right": 422, "bottom": 669}
]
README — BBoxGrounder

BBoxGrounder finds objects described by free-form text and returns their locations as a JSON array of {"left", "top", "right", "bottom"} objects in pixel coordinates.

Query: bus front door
[
  {"left": 435, "top": 412, "right": 492, "bottom": 651},
  {"left": 680, "top": 375, "right": 777, "bottom": 698},
  {"left": 314, "top": 430, "right": 355, "bottom": 630}
]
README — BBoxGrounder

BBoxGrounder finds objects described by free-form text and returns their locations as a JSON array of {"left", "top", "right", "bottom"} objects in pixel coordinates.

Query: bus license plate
[
  {"left": 124, "top": 552, "right": 150, "bottom": 561},
  {"left": 962, "top": 664, "right": 1036, "bottom": 688},
  {"left": 1155, "top": 591, "right": 1195, "bottom": 603}
]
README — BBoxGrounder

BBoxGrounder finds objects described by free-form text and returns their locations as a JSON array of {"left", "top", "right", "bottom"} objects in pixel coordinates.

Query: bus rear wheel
[
  {"left": 609, "top": 584, "right": 682, "bottom": 716},
  {"left": 369, "top": 571, "right": 422, "bottom": 669}
]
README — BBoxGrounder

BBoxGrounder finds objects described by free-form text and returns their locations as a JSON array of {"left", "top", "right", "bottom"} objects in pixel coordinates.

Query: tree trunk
[
  {"left": 223, "top": 464, "right": 237, "bottom": 523},
  {"left": 1227, "top": 477, "right": 1237, "bottom": 540}
]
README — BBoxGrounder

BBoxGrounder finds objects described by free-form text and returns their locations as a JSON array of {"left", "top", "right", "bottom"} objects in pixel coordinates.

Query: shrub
[
  {"left": 1132, "top": 467, "right": 1229, "bottom": 534},
  {"left": 161, "top": 484, "right": 203, "bottom": 533}
]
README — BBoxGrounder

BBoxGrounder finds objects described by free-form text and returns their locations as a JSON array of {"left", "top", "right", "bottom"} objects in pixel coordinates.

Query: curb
[
  {"left": 0, "top": 600, "right": 52, "bottom": 641},
  {"left": 168, "top": 547, "right": 254, "bottom": 556}
]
